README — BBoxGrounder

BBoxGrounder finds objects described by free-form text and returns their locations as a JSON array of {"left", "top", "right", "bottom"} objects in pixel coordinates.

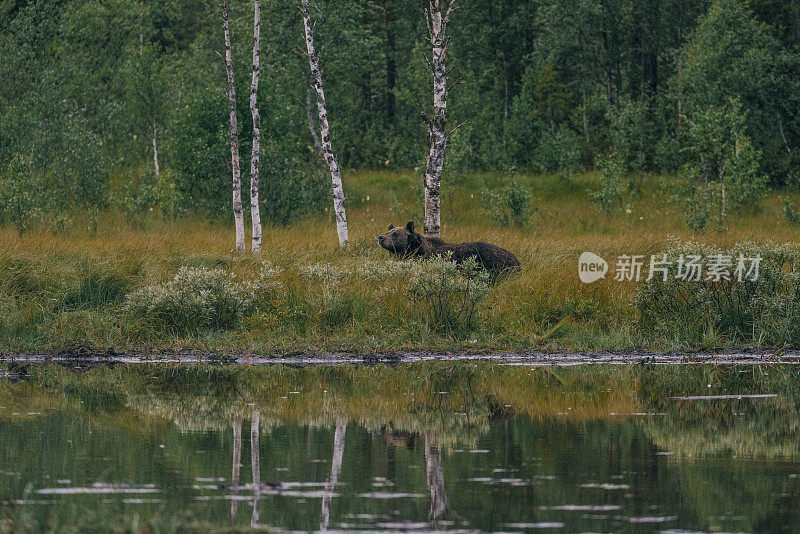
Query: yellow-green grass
[{"left": 1, "top": 170, "right": 799, "bottom": 354}]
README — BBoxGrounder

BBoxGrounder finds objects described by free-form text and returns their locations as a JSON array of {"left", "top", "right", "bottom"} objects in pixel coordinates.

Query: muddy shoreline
[{"left": 1, "top": 349, "right": 799, "bottom": 367}]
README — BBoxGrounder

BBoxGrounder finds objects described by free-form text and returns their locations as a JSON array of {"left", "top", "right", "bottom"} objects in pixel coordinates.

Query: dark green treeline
[{"left": 0, "top": 0, "right": 798, "bottom": 219}]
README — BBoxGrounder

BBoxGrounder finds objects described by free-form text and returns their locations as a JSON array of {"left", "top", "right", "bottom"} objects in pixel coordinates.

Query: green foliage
[
  {"left": 171, "top": 87, "right": 229, "bottom": 215},
  {"left": 0, "top": 153, "right": 44, "bottom": 235},
  {"left": 113, "top": 168, "right": 179, "bottom": 227},
  {"left": 0, "top": 0, "right": 798, "bottom": 205},
  {"left": 259, "top": 147, "right": 329, "bottom": 225},
  {"left": 679, "top": 99, "right": 767, "bottom": 232},
  {"left": 637, "top": 241, "right": 800, "bottom": 345},
  {"left": 123, "top": 263, "right": 282, "bottom": 334},
  {"left": 673, "top": 0, "right": 799, "bottom": 182},
  {"left": 589, "top": 153, "right": 625, "bottom": 214},
  {"left": 407, "top": 255, "right": 492, "bottom": 335},
  {"left": 60, "top": 263, "right": 136, "bottom": 311},
  {"left": 481, "top": 179, "right": 534, "bottom": 227},
  {"left": 607, "top": 97, "right": 650, "bottom": 173},
  {"left": 124, "top": 266, "right": 244, "bottom": 333},
  {"left": 783, "top": 200, "right": 800, "bottom": 228}
]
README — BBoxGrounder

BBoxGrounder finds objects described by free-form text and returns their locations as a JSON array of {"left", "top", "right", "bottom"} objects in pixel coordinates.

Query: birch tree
[
  {"left": 249, "top": 0, "right": 263, "bottom": 253},
  {"left": 251, "top": 414, "right": 261, "bottom": 527},
  {"left": 420, "top": 0, "right": 461, "bottom": 238},
  {"left": 306, "top": 84, "right": 322, "bottom": 155},
  {"left": 223, "top": 0, "right": 246, "bottom": 253},
  {"left": 231, "top": 418, "right": 242, "bottom": 523},
  {"left": 320, "top": 417, "right": 346, "bottom": 530},
  {"left": 300, "top": 0, "right": 349, "bottom": 247},
  {"left": 425, "top": 433, "right": 448, "bottom": 521}
]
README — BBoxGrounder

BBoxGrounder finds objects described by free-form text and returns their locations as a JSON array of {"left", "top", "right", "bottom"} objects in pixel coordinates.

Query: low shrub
[
  {"left": 482, "top": 179, "right": 534, "bottom": 228},
  {"left": 637, "top": 241, "right": 800, "bottom": 345},
  {"left": 124, "top": 267, "right": 243, "bottom": 333},
  {"left": 407, "top": 255, "right": 491, "bottom": 335},
  {"left": 783, "top": 199, "right": 800, "bottom": 228},
  {"left": 124, "top": 262, "right": 281, "bottom": 334}
]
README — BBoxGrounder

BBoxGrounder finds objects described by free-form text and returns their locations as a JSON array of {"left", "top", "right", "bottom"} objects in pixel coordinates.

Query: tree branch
[
  {"left": 420, "top": 50, "right": 434, "bottom": 73},
  {"left": 448, "top": 120, "right": 468, "bottom": 136},
  {"left": 445, "top": 0, "right": 458, "bottom": 22},
  {"left": 447, "top": 76, "right": 463, "bottom": 92},
  {"left": 415, "top": 100, "right": 430, "bottom": 125}
]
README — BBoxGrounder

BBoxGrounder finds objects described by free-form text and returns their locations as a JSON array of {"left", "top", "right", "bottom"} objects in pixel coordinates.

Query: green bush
[
  {"left": 112, "top": 168, "right": 179, "bottom": 227},
  {"left": 482, "top": 179, "right": 534, "bottom": 228},
  {"left": 171, "top": 88, "right": 229, "bottom": 215},
  {"left": 589, "top": 153, "right": 625, "bottom": 214},
  {"left": 407, "top": 255, "right": 491, "bottom": 335},
  {"left": 637, "top": 241, "right": 800, "bottom": 345},
  {"left": 124, "top": 263, "right": 281, "bottom": 334},
  {"left": 124, "top": 267, "right": 243, "bottom": 333},
  {"left": 0, "top": 153, "right": 44, "bottom": 235},
  {"left": 783, "top": 200, "right": 800, "bottom": 228},
  {"left": 679, "top": 99, "right": 768, "bottom": 232}
]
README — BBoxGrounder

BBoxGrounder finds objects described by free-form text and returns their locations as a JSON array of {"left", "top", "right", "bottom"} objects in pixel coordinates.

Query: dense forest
[{"left": 1, "top": 0, "right": 799, "bottom": 230}]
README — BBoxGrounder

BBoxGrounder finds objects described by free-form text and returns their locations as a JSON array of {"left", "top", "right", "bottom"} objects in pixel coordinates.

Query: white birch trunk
[
  {"left": 231, "top": 419, "right": 242, "bottom": 523},
  {"left": 306, "top": 84, "right": 323, "bottom": 154},
  {"left": 422, "top": 0, "right": 456, "bottom": 238},
  {"left": 152, "top": 122, "right": 160, "bottom": 179},
  {"left": 301, "top": 0, "right": 349, "bottom": 247},
  {"left": 320, "top": 417, "right": 346, "bottom": 531},
  {"left": 251, "top": 413, "right": 260, "bottom": 527},
  {"left": 425, "top": 433, "right": 447, "bottom": 521},
  {"left": 223, "top": 0, "right": 246, "bottom": 253},
  {"left": 249, "top": 0, "right": 262, "bottom": 253}
]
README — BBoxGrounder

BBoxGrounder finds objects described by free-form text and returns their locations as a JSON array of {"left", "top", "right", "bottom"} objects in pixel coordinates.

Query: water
[{"left": 1, "top": 362, "right": 799, "bottom": 532}]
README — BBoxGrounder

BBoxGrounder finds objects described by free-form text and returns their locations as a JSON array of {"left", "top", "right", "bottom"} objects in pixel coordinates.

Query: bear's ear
[
  {"left": 388, "top": 224, "right": 394, "bottom": 231},
  {"left": 406, "top": 221, "right": 415, "bottom": 233}
]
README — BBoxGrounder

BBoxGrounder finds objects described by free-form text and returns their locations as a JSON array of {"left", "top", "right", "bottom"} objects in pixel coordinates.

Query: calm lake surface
[{"left": 1, "top": 362, "right": 799, "bottom": 532}]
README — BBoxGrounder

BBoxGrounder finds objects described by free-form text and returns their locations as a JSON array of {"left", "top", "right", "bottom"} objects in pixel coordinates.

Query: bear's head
[{"left": 378, "top": 221, "right": 422, "bottom": 256}]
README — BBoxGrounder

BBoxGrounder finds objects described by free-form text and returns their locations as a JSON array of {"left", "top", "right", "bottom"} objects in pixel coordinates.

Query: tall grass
[{"left": 2, "top": 170, "right": 800, "bottom": 353}]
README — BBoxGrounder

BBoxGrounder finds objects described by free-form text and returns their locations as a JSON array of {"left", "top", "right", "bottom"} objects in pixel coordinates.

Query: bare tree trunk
[
  {"left": 301, "top": 0, "right": 349, "bottom": 248},
  {"left": 152, "top": 122, "right": 160, "bottom": 179},
  {"left": 424, "top": 433, "right": 447, "bottom": 522},
  {"left": 249, "top": 0, "right": 262, "bottom": 253},
  {"left": 421, "top": 0, "right": 457, "bottom": 238},
  {"left": 251, "top": 414, "right": 260, "bottom": 527},
  {"left": 223, "top": 0, "right": 246, "bottom": 253},
  {"left": 231, "top": 419, "right": 242, "bottom": 525},
  {"left": 320, "top": 418, "right": 346, "bottom": 531}
]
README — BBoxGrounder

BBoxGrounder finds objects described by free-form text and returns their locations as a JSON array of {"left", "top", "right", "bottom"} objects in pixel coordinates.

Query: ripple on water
[{"left": 505, "top": 522, "right": 565, "bottom": 529}]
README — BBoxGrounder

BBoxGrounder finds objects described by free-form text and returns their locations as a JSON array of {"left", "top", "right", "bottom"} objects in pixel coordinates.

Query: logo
[{"left": 578, "top": 252, "right": 608, "bottom": 283}]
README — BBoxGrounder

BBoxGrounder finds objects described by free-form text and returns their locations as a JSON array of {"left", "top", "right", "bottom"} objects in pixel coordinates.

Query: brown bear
[{"left": 378, "top": 221, "right": 520, "bottom": 274}]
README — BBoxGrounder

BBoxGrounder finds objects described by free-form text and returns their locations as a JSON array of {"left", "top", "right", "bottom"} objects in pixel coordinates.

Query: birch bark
[
  {"left": 231, "top": 419, "right": 242, "bottom": 523},
  {"left": 422, "top": 0, "right": 457, "bottom": 238},
  {"left": 300, "top": 0, "right": 349, "bottom": 247},
  {"left": 251, "top": 413, "right": 261, "bottom": 527},
  {"left": 320, "top": 417, "right": 346, "bottom": 530},
  {"left": 249, "top": 0, "right": 262, "bottom": 253},
  {"left": 152, "top": 122, "right": 160, "bottom": 179},
  {"left": 425, "top": 433, "right": 447, "bottom": 521},
  {"left": 223, "top": 0, "right": 246, "bottom": 253},
  {"left": 306, "top": 84, "right": 322, "bottom": 154}
]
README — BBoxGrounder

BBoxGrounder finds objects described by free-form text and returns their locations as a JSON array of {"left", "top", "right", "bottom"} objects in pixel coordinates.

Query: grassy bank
[{"left": 1, "top": 170, "right": 799, "bottom": 353}]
